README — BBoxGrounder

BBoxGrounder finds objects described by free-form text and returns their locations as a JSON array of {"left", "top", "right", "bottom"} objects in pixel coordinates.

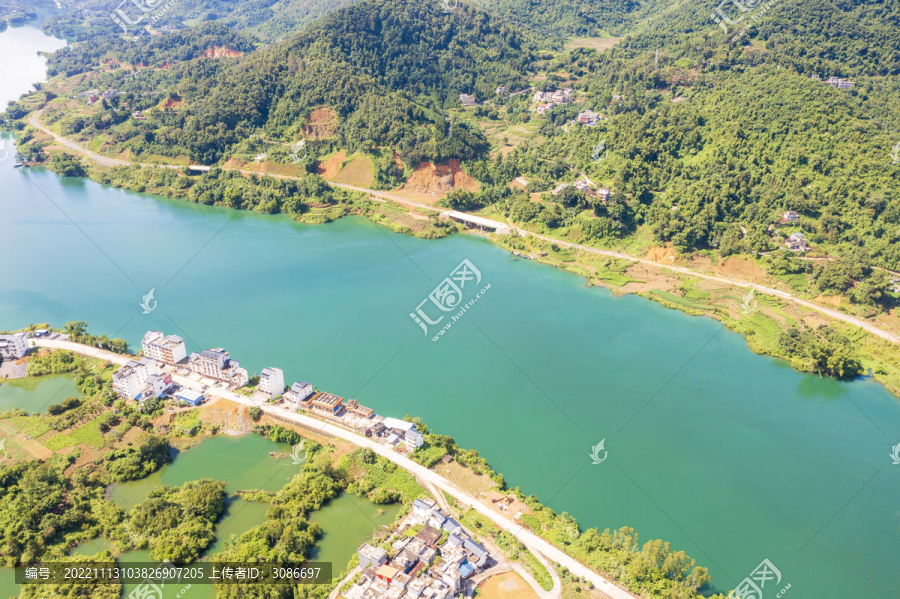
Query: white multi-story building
[
  {"left": 112, "top": 357, "right": 157, "bottom": 399},
  {"left": 142, "top": 331, "right": 187, "bottom": 365},
  {"left": 285, "top": 381, "right": 314, "bottom": 404},
  {"left": 143, "top": 373, "right": 173, "bottom": 398},
  {"left": 0, "top": 332, "right": 28, "bottom": 361},
  {"left": 258, "top": 367, "right": 285, "bottom": 397},
  {"left": 189, "top": 349, "right": 249, "bottom": 388}
]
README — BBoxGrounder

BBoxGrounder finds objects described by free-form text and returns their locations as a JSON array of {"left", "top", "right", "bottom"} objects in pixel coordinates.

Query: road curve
[
  {"left": 32, "top": 338, "right": 637, "bottom": 599},
  {"left": 27, "top": 112, "right": 899, "bottom": 344}
]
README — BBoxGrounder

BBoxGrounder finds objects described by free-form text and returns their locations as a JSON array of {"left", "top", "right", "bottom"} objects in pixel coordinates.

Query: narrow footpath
[{"left": 33, "top": 337, "right": 636, "bottom": 599}]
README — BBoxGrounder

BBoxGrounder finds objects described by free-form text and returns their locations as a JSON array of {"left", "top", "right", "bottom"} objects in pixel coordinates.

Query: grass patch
[
  {"left": 595, "top": 272, "right": 644, "bottom": 286},
  {"left": 10, "top": 416, "right": 52, "bottom": 438},
  {"left": 44, "top": 418, "right": 105, "bottom": 450},
  {"left": 648, "top": 290, "right": 714, "bottom": 310}
]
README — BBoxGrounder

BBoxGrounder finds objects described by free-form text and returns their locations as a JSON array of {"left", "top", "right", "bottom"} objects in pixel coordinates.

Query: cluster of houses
[
  {"left": 551, "top": 179, "right": 611, "bottom": 202},
  {"left": 533, "top": 88, "right": 574, "bottom": 114},
  {"left": 779, "top": 211, "right": 808, "bottom": 250},
  {"left": 810, "top": 74, "right": 855, "bottom": 89},
  {"left": 111, "top": 331, "right": 250, "bottom": 403},
  {"left": 345, "top": 498, "right": 492, "bottom": 599}
]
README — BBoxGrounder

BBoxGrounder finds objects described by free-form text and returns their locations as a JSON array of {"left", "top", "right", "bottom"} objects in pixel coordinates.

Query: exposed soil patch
[
  {"left": 644, "top": 246, "right": 676, "bottom": 263},
  {"left": 333, "top": 154, "right": 375, "bottom": 187},
  {"left": 484, "top": 490, "right": 532, "bottom": 522},
  {"left": 160, "top": 97, "right": 182, "bottom": 110},
  {"left": 478, "top": 573, "right": 540, "bottom": 599},
  {"left": 200, "top": 397, "right": 253, "bottom": 434},
  {"left": 302, "top": 107, "right": 338, "bottom": 139},
  {"left": 715, "top": 257, "right": 771, "bottom": 285},
  {"left": 400, "top": 159, "right": 480, "bottom": 195},
  {"left": 317, "top": 150, "right": 347, "bottom": 179},
  {"left": 814, "top": 294, "right": 842, "bottom": 308},
  {"left": 434, "top": 460, "right": 497, "bottom": 496},
  {"left": 201, "top": 46, "right": 243, "bottom": 58},
  {"left": 15, "top": 432, "right": 53, "bottom": 460}
]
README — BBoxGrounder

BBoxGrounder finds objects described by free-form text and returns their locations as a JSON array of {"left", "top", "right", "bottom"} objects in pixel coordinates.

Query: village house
[
  {"left": 112, "top": 357, "right": 157, "bottom": 399},
  {"left": 459, "top": 94, "right": 476, "bottom": 106},
  {"left": 781, "top": 210, "right": 800, "bottom": 223},
  {"left": 188, "top": 348, "right": 249, "bottom": 388},
  {"left": 826, "top": 76, "right": 854, "bottom": 89},
  {"left": 304, "top": 391, "right": 344, "bottom": 414},
  {"left": 258, "top": 367, "right": 285, "bottom": 397},
  {"left": 577, "top": 110, "right": 601, "bottom": 125},
  {"left": 535, "top": 102, "right": 554, "bottom": 114},
  {"left": 358, "top": 543, "right": 388, "bottom": 569},
  {"left": 551, "top": 183, "right": 569, "bottom": 195},
  {"left": 0, "top": 332, "right": 28, "bottom": 361},
  {"left": 495, "top": 86, "right": 506, "bottom": 94},
  {"left": 785, "top": 232, "right": 809, "bottom": 251},
  {"left": 141, "top": 330, "right": 187, "bottom": 365},
  {"left": 284, "top": 381, "right": 314, "bottom": 404},
  {"left": 383, "top": 416, "right": 424, "bottom": 447},
  {"left": 346, "top": 398, "right": 375, "bottom": 417}
]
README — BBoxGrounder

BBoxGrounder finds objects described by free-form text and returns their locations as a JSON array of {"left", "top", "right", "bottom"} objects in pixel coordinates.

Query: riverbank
[{"left": 15, "top": 110, "right": 900, "bottom": 400}]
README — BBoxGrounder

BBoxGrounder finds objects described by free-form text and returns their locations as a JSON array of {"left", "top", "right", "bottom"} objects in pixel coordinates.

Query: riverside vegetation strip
[{"left": 1, "top": 329, "right": 732, "bottom": 599}]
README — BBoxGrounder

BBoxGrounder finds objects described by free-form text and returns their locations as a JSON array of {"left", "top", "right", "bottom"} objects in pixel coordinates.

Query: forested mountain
[
  {"left": 45, "top": 0, "right": 360, "bottom": 43},
  {"left": 470, "top": 0, "right": 644, "bottom": 38},
  {"left": 41, "top": 0, "right": 537, "bottom": 165},
  {"left": 622, "top": 0, "right": 900, "bottom": 77}
]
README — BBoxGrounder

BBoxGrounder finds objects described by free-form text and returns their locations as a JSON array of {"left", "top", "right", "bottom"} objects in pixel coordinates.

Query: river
[{"left": 3, "top": 11, "right": 900, "bottom": 599}]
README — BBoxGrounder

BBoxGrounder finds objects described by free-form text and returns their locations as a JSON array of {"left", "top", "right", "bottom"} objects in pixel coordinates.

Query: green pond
[
  {"left": 5, "top": 11, "right": 900, "bottom": 599},
  {"left": 0, "top": 374, "right": 81, "bottom": 415}
]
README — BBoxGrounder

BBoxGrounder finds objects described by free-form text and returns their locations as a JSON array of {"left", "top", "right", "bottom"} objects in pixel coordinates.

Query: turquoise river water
[{"left": 2, "top": 12, "right": 900, "bottom": 599}]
